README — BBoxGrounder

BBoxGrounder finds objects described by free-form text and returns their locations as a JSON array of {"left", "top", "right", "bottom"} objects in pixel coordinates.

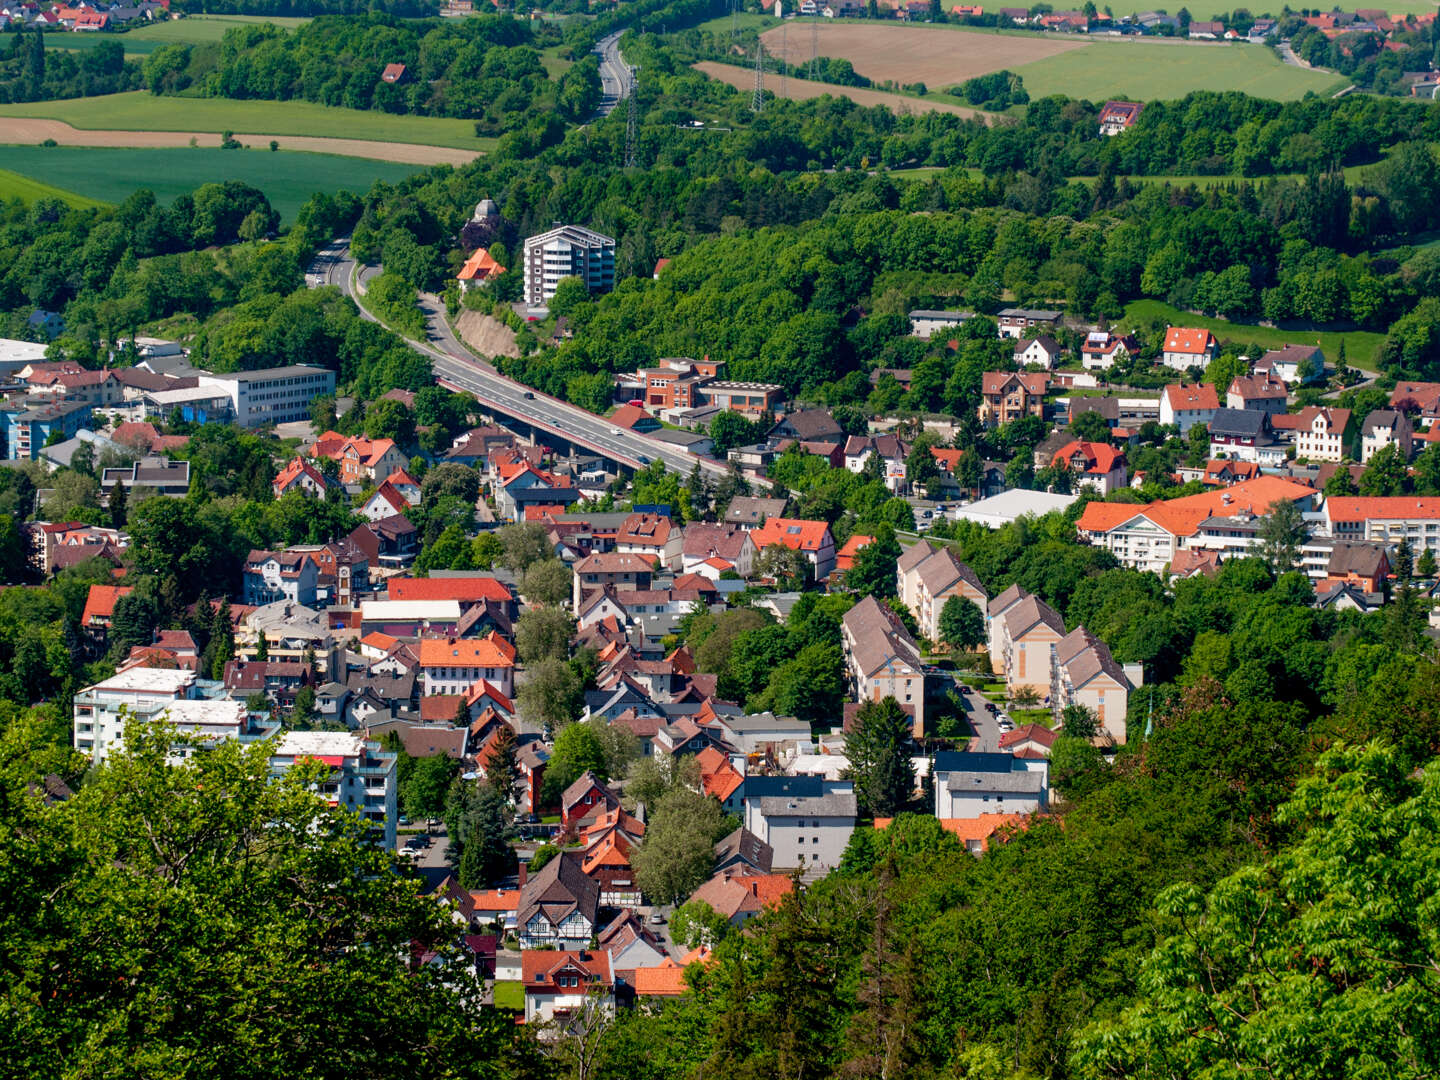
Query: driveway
[
  {"left": 399, "top": 824, "right": 453, "bottom": 891},
  {"left": 952, "top": 677, "right": 1004, "bottom": 753}
]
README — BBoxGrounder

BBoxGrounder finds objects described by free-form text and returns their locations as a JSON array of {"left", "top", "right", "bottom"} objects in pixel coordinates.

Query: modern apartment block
[
  {"left": 269, "top": 730, "right": 399, "bottom": 849},
  {"left": 73, "top": 667, "right": 277, "bottom": 765},
  {"left": 522, "top": 225, "right": 616, "bottom": 307}
]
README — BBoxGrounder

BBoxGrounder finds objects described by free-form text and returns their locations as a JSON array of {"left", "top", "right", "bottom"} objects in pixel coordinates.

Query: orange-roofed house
[
  {"left": 521, "top": 949, "right": 614, "bottom": 1023},
  {"left": 832, "top": 533, "right": 874, "bottom": 577},
  {"left": 388, "top": 575, "right": 513, "bottom": 611},
  {"left": 380, "top": 62, "right": 408, "bottom": 83},
  {"left": 1159, "top": 383, "right": 1220, "bottom": 434},
  {"left": 1049, "top": 440, "right": 1127, "bottom": 494},
  {"left": 381, "top": 468, "right": 422, "bottom": 505},
  {"left": 1161, "top": 328, "right": 1220, "bottom": 371},
  {"left": 360, "top": 482, "right": 410, "bottom": 523},
  {"left": 82, "top": 584, "right": 133, "bottom": 637},
  {"left": 310, "top": 434, "right": 407, "bottom": 486},
  {"left": 632, "top": 957, "right": 690, "bottom": 998},
  {"left": 457, "top": 248, "right": 505, "bottom": 291},
  {"left": 750, "top": 517, "right": 836, "bottom": 581},
  {"left": 877, "top": 813, "right": 1031, "bottom": 854},
  {"left": 273, "top": 456, "right": 336, "bottom": 499},
  {"left": 418, "top": 632, "right": 516, "bottom": 697},
  {"left": 684, "top": 872, "right": 794, "bottom": 928},
  {"left": 694, "top": 745, "right": 746, "bottom": 812}
]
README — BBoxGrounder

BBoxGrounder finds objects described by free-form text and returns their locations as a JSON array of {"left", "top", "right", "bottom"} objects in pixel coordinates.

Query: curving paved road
[
  {"left": 306, "top": 240, "right": 727, "bottom": 478},
  {"left": 594, "top": 31, "right": 633, "bottom": 117}
]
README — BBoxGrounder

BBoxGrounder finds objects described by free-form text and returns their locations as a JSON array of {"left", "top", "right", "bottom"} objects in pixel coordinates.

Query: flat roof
[
  {"left": 360, "top": 600, "right": 463, "bottom": 619},
  {"left": 201, "top": 365, "right": 333, "bottom": 382},
  {"left": 274, "top": 730, "right": 365, "bottom": 757},
  {"left": 161, "top": 699, "right": 247, "bottom": 725},
  {"left": 146, "top": 386, "right": 232, "bottom": 405},
  {"left": 952, "top": 489, "right": 1079, "bottom": 525},
  {"left": 89, "top": 668, "right": 195, "bottom": 693}
]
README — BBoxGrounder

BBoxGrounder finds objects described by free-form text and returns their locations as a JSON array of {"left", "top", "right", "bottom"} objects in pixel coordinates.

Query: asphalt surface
[
  {"left": 953, "top": 679, "right": 1005, "bottom": 753},
  {"left": 305, "top": 240, "right": 727, "bottom": 478},
  {"left": 594, "top": 31, "right": 632, "bottom": 117}
]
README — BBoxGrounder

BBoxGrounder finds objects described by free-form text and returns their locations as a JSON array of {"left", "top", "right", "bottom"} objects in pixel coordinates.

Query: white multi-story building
[
  {"left": 742, "top": 776, "right": 856, "bottom": 871},
  {"left": 522, "top": 225, "right": 616, "bottom": 307},
  {"left": 269, "top": 730, "right": 398, "bottom": 849},
  {"left": 932, "top": 751, "right": 1048, "bottom": 819},
  {"left": 198, "top": 365, "right": 336, "bottom": 428},
  {"left": 73, "top": 667, "right": 276, "bottom": 765}
]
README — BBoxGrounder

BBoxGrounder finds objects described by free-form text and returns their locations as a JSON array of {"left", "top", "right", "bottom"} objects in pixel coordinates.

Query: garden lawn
[
  {"left": 0, "top": 145, "right": 422, "bottom": 223},
  {"left": 0, "top": 92, "right": 492, "bottom": 151},
  {"left": 1123, "top": 299, "right": 1388, "bottom": 372},
  {"left": 492, "top": 981, "right": 524, "bottom": 1011},
  {"left": 1012, "top": 39, "right": 1347, "bottom": 102},
  {"left": 0, "top": 167, "right": 109, "bottom": 210}
]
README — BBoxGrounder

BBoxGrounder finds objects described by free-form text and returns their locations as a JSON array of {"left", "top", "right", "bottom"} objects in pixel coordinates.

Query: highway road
[
  {"left": 306, "top": 240, "right": 727, "bottom": 478},
  {"left": 594, "top": 31, "right": 632, "bottom": 117}
]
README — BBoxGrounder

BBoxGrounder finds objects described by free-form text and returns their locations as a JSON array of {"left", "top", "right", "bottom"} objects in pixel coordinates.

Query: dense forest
[{"left": 141, "top": 15, "right": 602, "bottom": 130}]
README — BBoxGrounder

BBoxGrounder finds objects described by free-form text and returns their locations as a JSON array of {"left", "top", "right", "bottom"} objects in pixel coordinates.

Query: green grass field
[
  {"left": 44, "top": 33, "right": 169, "bottom": 56},
  {"left": 1123, "top": 299, "right": 1387, "bottom": 371},
  {"left": 0, "top": 145, "right": 423, "bottom": 222},
  {"left": 125, "top": 14, "right": 311, "bottom": 43},
  {"left": 693, "top": 11, "right": 779, "bottom": 33},
  {"left": 0, "top": 92, "right": 494, "bottom": 151},
  {"left": 1013, "top": 39, "right": 1347, "bottom": 102},
  {"left": 0, "top": 167, "right": 109, "bottom": 210}
]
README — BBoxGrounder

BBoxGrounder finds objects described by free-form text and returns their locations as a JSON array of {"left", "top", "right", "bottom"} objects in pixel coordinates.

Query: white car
[{"left": 609, "top": 427, "right": 621, "bottom": 435}]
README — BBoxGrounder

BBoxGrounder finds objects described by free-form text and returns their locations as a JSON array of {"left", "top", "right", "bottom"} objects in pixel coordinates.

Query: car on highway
[
  {"left": 636, "top": 455, "right": 650, "bottom": 465},
  {"left": 609, "top": 427, "right": 621, "bottom": 435},
  {"left": 523, "top": 391, "right": 534, "bottom": 399}
]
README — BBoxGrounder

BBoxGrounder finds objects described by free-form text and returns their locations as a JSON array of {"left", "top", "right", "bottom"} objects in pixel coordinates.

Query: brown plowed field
[
  {"left": 694, "top": 61, "right": 988, "bottom": 116},
  {"left": 0, "top": 118, "right": 475, "bottom": 166},
  {"left": 759, "top": 22, "right": 1087, "bottom": 88}
]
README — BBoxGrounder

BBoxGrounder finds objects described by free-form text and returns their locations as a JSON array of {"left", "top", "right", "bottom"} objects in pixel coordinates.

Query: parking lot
[{"left": 397, "top": 824, "right": 453, "bottom": 889}]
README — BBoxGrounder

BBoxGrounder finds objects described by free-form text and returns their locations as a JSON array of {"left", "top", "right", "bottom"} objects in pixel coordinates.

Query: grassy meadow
[
  {"left": 1123, "top": 299, "right": 1387, "bottom": 370},
  {"left": 0, "top": 92, "right": 494, "bottom": 151},
  {"left": 0, "top": 168, "right": 109, "bottom": 210},
  {"left": 0, "top": 145, "right": 423, "bottom": 222}
]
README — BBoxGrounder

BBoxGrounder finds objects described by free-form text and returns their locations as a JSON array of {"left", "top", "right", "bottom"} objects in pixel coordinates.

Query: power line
[
  {"left": 779, "top": 21, "right": 787, "bottom": 100},
  {"left": 751, "top": 41, "right": 765, "bottom": 112},
  {"left": 624, "top": 67, "right": 639, "bottom": 167}
]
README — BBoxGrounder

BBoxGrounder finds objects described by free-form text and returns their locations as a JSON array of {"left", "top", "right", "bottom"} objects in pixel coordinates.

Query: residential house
[
  {"left": 723, "top": 495, "right": 789, "bottom": 529},
  {"left": 995, "top": 308, "right": 1062, "bottom": 340},
  {"left": 562, "top": 771, "right": 620, "bottom": 827},
  {"left": 1294, "top": 406, "right": 1352, "bottom": 463},
  {"left": 1361, "top": 409, "right": 1413, "bottom": 463},
  {"left": 742, "top": 775, "right": 857, "bottom": 871},
  {"left": 1160, "top": 327, "right": 1219, "bottom": 371},
  {"left": 750, "top": 518, "right": 836, "bottom": 582},
  {"left": 932, "top": 751, "right": 1048, "bottom": 819},
  {"left": 1049, "top": 440, "right": 1127, "bottom": 494},
  {"left": 840, "top": 595, "right": 930, "bottom": 737},
  {"left": 347, "top": 515, "right": 418, "bottom": 569},
  {"left": 1208, "top": 408, "right": 1285, "bottom": 465},
  {"left": 308, "top": 433, "right": 408, "bottom": 486},
  {"left": 273, "top": 456, "right": 337, "bottom": 499},
  {"left": 579, "top": 809, "right": 644, "bottom": 906},
  {"left": 1098, "top": 100, "right": 1143, "bottom": 135},
  {"left": 80, "top": 583, "right": 132, "bottom": 643},
  {"left": 979, "top": 371, "right": 1049, "bottom": 427},
  {"left": 516, "top": 851, "right": 601, "bottom": 948},
  {"left": 832, "top": 533, "right": 874, "bottom": 580},
  {"left": 521, "top": 949, "right": 614, "bottom": 1024},
  {"left": 572, "top": 551, "right": 655, "bottom": 608},
  {"left": 1014, "top": 335, "right": 1064, "bottom": 369},
  {"left": 842, "top": 434, "right": 908, "bottom": 492},
  {"left": 712, "top": 827, "right": 774, "bottom": 877},
  {"left": 387, "top": 575, "right": 514, "bottom": 616},
  {"left": 1255, "top": 344, "right": 1324, "bottom": 385},
  {"left": 1080, "top": 331, "right": 1137, "bottom": 369},
  {"left": 96, "top": 456, "right": 190, "bottom": 499},
  {"left": 998, "top": 724, "right": 1057, "bottom": 757},
  {"left": 694, "top": 745, "right": 745, "bottom": 814},
  {"left": 417, "top": 633, "right": 516, "bottom": 697},
  {"left": 1187, "top": 18, "right": 1223, "bottom": 35},
  {"left": 680, "top": 525, "right": 755, "bottom": 579},
  {"left": 1321, "top": 540, "right": 1390, "bottom": 596},
  {"left": 615, "top": 512, "right": 683, "bottom": 570},
  {"left": 456, "top": 248, "right": 504, "bottom": 291},
  {"left": 909, "top": 309, "right": 973, "bottom": 339},
  {"left": 1227, "top": 373, "right": 1288, "bottom": 414},
  {"left": 242, "top": 550, "right": 319, "bottom": 608},
  {"left": 684, "top": 872, "right": 793, "bottom": 929},
  {"left": 770, "top": 409, "right": 843, "bottom": 444}
]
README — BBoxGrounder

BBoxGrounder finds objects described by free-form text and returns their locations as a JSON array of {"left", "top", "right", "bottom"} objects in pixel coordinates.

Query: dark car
[
  {"left": 523, "top": 391, "right": 534, "bottom": 399},
  {"left": 636, "top": 455, "right": 650, "bottom": 465},
  {"left": 984, "top": 702, "right": 999, "bottom": 714}
]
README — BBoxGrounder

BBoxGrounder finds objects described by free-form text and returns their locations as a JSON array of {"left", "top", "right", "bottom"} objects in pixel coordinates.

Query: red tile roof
[
  {"left": 1049, "top": 440, "right": 1124, "bottom": 476},
  {"left": 1325, "top": 497, "right": 1440, "bottom": 523},
  {"left": 750, "top": 517, "right": 832, "bottom": 554},
  {"left": 1163, "top": 383, "right": 1219, "bottom": 411},
  {"left": 387, "top": 577, "right": 511, "bottom": 604},
  {"left": 82, "top": 584, "right": 132, "bottom": 626},
  {"left": 632, "top": 958, "right": 689, "bottom": 996},
  {"left": 417, "top": 633, "right": 516, "bottom": 668},
  {"left": 457, "top": 247, "right": 505, "bottom": 282},
  {"left": 1164, "top": 327, "right": 1217, "bottom": 356}
]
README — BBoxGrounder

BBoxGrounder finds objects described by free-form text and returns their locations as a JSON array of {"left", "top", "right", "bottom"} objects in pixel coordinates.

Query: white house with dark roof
[
  {"left": 516, "top": 851, "right": 601, "bottom": 948},
  {"left": 1361, "top": 409, "right": 1414, "bottom": 463},
  {"left": 932, "top": 751, "right": 1048, "bottom": 819}
]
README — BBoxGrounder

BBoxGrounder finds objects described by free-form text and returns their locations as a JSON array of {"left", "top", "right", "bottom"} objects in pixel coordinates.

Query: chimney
[{"left": 518, "top": 863, "right": 528, "bottom": 888}]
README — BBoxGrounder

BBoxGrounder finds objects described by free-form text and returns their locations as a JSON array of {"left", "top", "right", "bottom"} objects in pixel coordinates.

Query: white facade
[
  {"left": 743, "top": 784, "right": 857, "bottom": 871},
  {"left": 270, "top": 730, "right": 398, "bottom": 849},
  {"left": 198, "top": 366, "right": 336, "bottom": 428},
  {"left": 522, "top": 226, "right": 616, "bottom": 307},
  {"left": 72, "top": 668, "right": 255, "bottom": 765},
  {"left": 1296, "top": 411, "right": 1349, "bottom": 463},
  {"left": 932, "top": 753, "right": 1049, "bottom": 820}
]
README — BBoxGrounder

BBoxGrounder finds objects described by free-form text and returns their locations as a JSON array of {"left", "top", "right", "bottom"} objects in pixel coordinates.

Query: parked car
[
  {"left": 984, "top": 702, "right": 999, "bottom": 714},
  {"left": 648, "top": 911, "right": 667, "bottom": 925}
]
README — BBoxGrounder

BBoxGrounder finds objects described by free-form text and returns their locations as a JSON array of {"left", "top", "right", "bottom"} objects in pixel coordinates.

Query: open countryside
[
  {"left": 693, "top": 61, "right": 988, "bottom": 116},
  {"left": 0, "top": 166, "right": 109, "bottom": 210},
  {"left": 758, "top": 21, "right": 1347, "bottom": 101},
  {"left": 0, "top": 145, "right": 424, "bottom": 222},
  {"left": 0, "top": 92, "right": 493, "bottom": 159}
]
